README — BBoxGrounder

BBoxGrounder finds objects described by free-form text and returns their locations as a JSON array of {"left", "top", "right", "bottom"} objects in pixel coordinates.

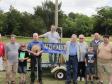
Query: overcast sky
[{"left": 0, "top": 0, "right": 112, "bottom": 16}]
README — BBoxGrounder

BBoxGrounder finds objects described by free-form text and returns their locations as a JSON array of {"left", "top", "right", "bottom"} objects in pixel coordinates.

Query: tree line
[{"left": 0, "top": 1, "right": 112, "bottom": 37}]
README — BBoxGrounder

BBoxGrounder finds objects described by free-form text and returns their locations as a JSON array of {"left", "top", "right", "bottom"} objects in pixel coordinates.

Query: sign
[{"left": 42, "top": 42, "right": 65, "bottom": 54}]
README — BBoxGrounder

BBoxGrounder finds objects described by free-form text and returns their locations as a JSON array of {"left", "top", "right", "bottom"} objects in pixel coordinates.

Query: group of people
[
  {"left": 0, "top": 33, "right": 43, "bottom": 84},
  {"left": 65, "top": 33, "right": 112, "bottom": 84},
  {"left": 0, "top": 25, "right": 112, "bottom": 84}
]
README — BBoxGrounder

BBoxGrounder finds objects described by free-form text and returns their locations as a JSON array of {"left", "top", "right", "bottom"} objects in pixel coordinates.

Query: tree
[
  {"left": 93, "top": 6, "right": 112, "bottom": 35},
  {"left": 74, "top": 15, "right": 94, "bottom": 36},
  {"left": 3, "top": 6, "right": 22, "bottom": 35},
  {"left": 0, "top": 10, "right": 6, "bottom": 34},
  {"left": 34, "top": 1, "right": 63, "bottom": 30}
]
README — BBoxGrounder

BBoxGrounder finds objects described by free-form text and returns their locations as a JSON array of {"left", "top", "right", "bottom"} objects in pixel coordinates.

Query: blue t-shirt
[{"left": 27, "top": 40, "right": 43, "bottom": 50}]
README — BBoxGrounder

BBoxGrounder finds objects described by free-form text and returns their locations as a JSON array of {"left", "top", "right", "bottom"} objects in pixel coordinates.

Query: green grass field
[
  {"left": 0, "top": 71, "right": 86, "bottom": 84},
  {"left": 0, "top": 36, "right": 110, "bottom": 84}
]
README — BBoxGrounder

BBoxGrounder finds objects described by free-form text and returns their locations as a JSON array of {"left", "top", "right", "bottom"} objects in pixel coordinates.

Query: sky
[{"left": 0, "top": 0, "right": 112, "bottom": 16}]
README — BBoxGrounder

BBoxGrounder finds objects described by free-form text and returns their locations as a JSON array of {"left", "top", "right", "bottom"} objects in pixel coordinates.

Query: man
[
  {"left": 77, "top": 34, "right": 88, "bottom": 81},
  {"left": 0, "top": 33, "right": 5, "bottom": 71},
  {"left": 65, "top": 34, "right": 79, "bottom": 84},
  {"left": 97, "top": 35, "right": 112, "bottom": 84},
  {"left": 27, "top": 33, "right": 43, "bottom": 84},
  {"left": 39, "top": 25, "right": 60, "bottom": 66},
  {"left": 5, "top": 35, "right": 20, "bottom": 84},
  {"left": 90, "top": 33, "right": 102, "bottom": 78}
]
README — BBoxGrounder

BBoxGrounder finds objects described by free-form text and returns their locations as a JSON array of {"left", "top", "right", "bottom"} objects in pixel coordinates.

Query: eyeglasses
[{"left": 79, "top": 38, "right": 84, "bottom": 39}]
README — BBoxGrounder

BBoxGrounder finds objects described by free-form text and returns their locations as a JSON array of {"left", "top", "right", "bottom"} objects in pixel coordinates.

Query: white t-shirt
[{"left": 43, "top": 31, "right": 60, "bottom": 43}]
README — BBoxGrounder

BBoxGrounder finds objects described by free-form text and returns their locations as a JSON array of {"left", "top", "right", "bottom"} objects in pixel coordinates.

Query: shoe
[
  {"left": 91, "top": 81, "right": 94, "bottom": 84},
  {"left": 73, "top": 81, "right": 77, "bottom": 84},
  {"left": 30, "top": 82, "right": 34, "bottom": 84},
  {"left": 97, "top": 81, "right": 103, "bottom": 84},
  {"left": 82, "top": 78, "right": 85, "bottom": 81},
  {"left": 77, "top": 77, "right": 80, "bottom": 81},
  {"left": 85, "top": 81, "right": 88, "bottom": 84},
  {"left": 65, "top": 81, "right": 71, "bottom": 84}
]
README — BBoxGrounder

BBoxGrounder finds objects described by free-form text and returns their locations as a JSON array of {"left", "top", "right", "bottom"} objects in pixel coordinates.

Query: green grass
[
  {"left": 0, "top": 71, "right": 87, "bottom": 84},
  {"left": 0, "top": 37, "right": 102, "bottom": 84}
]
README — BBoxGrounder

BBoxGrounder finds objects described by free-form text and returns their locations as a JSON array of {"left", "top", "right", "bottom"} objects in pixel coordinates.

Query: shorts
[
  {"left": 18, "top": 65, "right": 27, "bottom": 74},
  {"left": 86, "top": 64, "right": 95, "bottom": 75},
  {"left": 97, "top": 59, "right": 112, "bottom": 84}
]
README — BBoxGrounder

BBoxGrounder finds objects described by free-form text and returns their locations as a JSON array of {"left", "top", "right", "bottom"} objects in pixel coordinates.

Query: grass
[
  {"left": 0, "top": 71, "right": 85, "bottom": 84},
  {"left": 0, "top": 36, "right": 110, "bottom": 84}
]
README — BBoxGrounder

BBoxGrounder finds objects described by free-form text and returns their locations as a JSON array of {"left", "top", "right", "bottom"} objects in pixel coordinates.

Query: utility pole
[{"left": 55, "top": 0, "right": 58, "bottom": 29}]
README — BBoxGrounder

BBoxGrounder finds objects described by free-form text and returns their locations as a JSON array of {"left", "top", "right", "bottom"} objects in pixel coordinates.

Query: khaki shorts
[
  {"left": 98, "top": 59, "right": 112, "bottom": 83},
  {"left": 5, "top": 62, "right": 18, "bottom": 73},
  {"left": 5, "top": 61, "right": 18, "bottom": 82}
]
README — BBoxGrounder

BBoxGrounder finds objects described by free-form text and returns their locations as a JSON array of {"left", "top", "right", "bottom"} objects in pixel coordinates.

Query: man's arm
[{"left": 39, "top": 32, "right": 48, "bottom": 38}]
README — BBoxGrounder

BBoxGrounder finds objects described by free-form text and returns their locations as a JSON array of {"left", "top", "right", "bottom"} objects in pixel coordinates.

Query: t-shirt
[
  {"left": 27, "top": 41, "right": 43, "bottom": 51},
  {"left": 0, "top": 42, "right": 5, "bottom": 57},
  {"left": 85, "top": 52, "right": 96, "bottom": 64},
  {"left": 43, "top": 31, "right": 60, "bottom": 43},
  {"left": 18, "top": 50, "right": 29, "bottom": 66},
  {"left": 6, "top": 42, "right": 20, "bottom": 64}
]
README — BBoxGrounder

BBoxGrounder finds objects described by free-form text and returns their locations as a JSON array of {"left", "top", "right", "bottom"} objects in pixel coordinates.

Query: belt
[{"left": 69, "top": 55, "right": 77, "bottom": 57}]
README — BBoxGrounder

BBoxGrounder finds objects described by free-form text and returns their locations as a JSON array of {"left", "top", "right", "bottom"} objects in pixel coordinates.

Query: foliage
[
  {"left": 93, "top": 6, "right": 112, "bottom": 35},
  {"left": 0, "top": 2, "right": 112, "bottom": 37}
]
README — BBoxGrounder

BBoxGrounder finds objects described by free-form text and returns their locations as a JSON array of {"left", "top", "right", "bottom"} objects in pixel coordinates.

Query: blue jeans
[{"left": 66, "top": 56, "right": 78, "bottom": 83}]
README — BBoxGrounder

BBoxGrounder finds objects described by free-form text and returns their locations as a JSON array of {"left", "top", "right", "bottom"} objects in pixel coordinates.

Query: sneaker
[
  {"left": 77, "top": 77, "right": 80, "bottom": 81},
  {"left": 82, "top": 78, "right": 85, "bottom": 81}
]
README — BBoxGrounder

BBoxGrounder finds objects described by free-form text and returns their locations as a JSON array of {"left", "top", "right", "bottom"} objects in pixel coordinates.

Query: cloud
[
  {"left": 60, "top": 0, "right": 111, "bottom": 16},
  {"left": 0, "top": 0, "right": 112, "bottom": 16}
]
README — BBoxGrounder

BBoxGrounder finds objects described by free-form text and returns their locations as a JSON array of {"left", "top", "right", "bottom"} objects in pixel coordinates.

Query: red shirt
[{"left": 0, "top": 42, "right": 5, "bottom": 57}]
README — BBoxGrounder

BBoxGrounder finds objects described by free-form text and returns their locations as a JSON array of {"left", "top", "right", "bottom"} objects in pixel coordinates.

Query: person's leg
[
  {"left": 91, "top": 65, "right": 95, "bottom": 84},
  {"left": 91, "top": 74, "right": 94, "bottom": 84},
  {"left": 54, "top": 53, "right": 57, "bottom": 65},
  {"left": 18, "top": 65, "right": 23, "bottom": 84},
  {"left": 85, "top": 75, "right": 89, "bottom": 84},
  {"left": 23, "top": 66, "right": 27, "bottom": 83},
  {"left": 37, "top": 57, "right": 42, "bottom": 84},
  {"left": 19, "top": 73, "right": 23, "bottom": 84},
  {"left": 82, "top": 62, "right": 86, "bottom": 80},
  {"left": 30, "top": 61, "right": 36, "bottom": 83},
  {"left": 12, "top": 63, "right": 18, "bottom": 83},
  {"left": 78, "top": 62, "right": 81, "bottom": 81},
  {"left": 95, "top": 54, "right": 99, "bottom": 79},
  {"left": 85, "top": 65, "right": 91, "bottom": 84},
  {"left": 109, "top": 75, "right": 112, "bottom": 84},
  {"left": 66, "top": 61, "right": 71, "bottom": 84},
  {"left": 5, "top": 62, "right": 12, "bottom": 83},
  {"left": 72, "top": 58, "right": 78, "bottom": 83},
  {"left": 0, "top": 57, "right": 3, "bottom": 71},
  {"left": 49, "top": 53, "right": 53, "bottom": 66}
]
